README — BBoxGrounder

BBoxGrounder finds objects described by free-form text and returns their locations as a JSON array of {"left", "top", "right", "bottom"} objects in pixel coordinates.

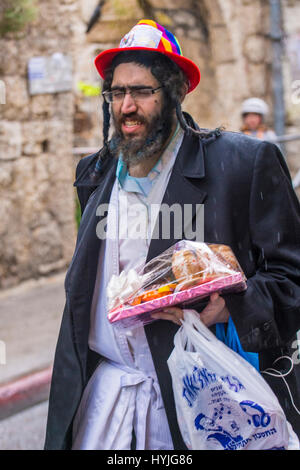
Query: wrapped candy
[{"left": 107, "top": 240, "right": 247, "bottom": 330}]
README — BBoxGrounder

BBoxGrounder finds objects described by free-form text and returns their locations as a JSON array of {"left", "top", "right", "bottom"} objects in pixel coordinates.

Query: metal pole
[
  {"left": 269, "top": 0, "right": 286, "bottom": 154},
  {"left": 272, "top": 133, "right": 300, "bottom": 143}
]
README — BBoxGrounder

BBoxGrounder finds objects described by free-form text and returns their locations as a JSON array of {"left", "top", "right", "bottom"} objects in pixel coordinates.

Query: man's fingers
[
  {"left": 151, "top": 307, "right": 183, "bottom": 325},
  {"left": 210, "top": 292, "right": 220, "bottom": 302},
  {"left": 150, "top": 296, "right": 227, "bottom": 328},
  {"left": 151, "top": 313, "right": 182, "bottom": 325},
  {"left": 202, "top": 293, "right": 225, "bottom": 312},
  {"left": 161, "top": 307, "right": 184, "bottom": 316}
]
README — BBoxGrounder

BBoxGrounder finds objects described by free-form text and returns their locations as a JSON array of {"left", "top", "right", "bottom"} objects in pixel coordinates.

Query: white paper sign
[{"left": 28, "top": 53, "right": 72, "bottom": 95}]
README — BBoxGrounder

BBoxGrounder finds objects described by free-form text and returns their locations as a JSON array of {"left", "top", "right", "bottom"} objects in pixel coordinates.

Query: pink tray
[{"left": 108, "top": 273, "right": 247, "bottom": 329}]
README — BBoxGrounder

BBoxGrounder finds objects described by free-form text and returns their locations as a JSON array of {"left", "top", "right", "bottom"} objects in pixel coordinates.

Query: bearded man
[{"left": 45, "top": 20, "right": 300, "bottom": 450}]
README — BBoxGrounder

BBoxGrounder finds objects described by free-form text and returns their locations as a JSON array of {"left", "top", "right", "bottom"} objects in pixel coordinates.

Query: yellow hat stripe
[
  {"left": 138, "top": 19, "right": 157, "bottom": 28},
  {"left": 161, "top": 37, "right": 173, "bottom": 52}
]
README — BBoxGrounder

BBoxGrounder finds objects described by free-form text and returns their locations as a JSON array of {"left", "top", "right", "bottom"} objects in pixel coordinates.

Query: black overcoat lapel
[{"left": 66, "top": 159, "right": 117, "bottom": 380}]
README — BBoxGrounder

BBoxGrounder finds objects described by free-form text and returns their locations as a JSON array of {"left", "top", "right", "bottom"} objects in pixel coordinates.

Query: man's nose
[{"left": 121, "top": 92, "right": 137, "bottom": 114}]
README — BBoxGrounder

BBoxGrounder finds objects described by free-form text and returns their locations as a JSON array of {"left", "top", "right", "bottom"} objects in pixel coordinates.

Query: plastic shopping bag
[
  {"left": 167, "top": 311, "right": 299, "bottom": 450},
  {"left": 215, "top": 317, "right": 260, "bottom": 371}
]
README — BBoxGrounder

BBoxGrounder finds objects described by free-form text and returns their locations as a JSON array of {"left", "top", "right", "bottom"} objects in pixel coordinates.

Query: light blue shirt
[{"left": 116, "top": 158, "right": 160, "bottom": 197}]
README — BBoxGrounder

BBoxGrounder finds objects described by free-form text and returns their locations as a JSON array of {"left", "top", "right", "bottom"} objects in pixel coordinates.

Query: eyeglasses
[{"left": 102, "top": 86, "right": 163, "bottom": 103}]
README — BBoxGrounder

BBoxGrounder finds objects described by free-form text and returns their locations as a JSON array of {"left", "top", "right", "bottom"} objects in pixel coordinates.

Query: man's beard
[{"left": 110, "top": 104, "right": 175, "bottom": 166}]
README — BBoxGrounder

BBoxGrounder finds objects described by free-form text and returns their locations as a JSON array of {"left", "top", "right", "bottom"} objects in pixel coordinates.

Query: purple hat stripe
[
  {"left": 155, "top": 23, "right": 166, "bottom": 34},
  {"left": 163, "top": 29, "right": 181, "bottom": 55}
]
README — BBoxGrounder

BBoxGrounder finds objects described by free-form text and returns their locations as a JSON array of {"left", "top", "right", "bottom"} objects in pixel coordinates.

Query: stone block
[
  {"left": 244, "top": 35, "right": 266, "bottom": 63},
  {"left": 214, "top": 62, "right": 243, "bottom": 119},
  {"left": 0, "top": 40, "right": 20, "bottom": 76},
  {"left": 0, "top": 121, "right": 22, "bottom": 160},
  {"left": 179, "top": 37, "right": 217, "bottom": 126},
  {"left": 186, "top": 27, "right": 205, "bottom": 40},
  {"left": 238, "top": 0, "right": 264, "bottom": 36},
  {"left": 1, "top": 76, "right": 29, "bottom": 121},
  {"left": 29, "top": 95, "right": 55, "bottom": 119},
  {"left": 170, "top": 10, "right": 196, "bottom": 28},
  {"left": 11, "top": 156, "right": 34, "bottom": 185},
  {"left": 53, "top": 93, "right": 74, "bottom": 120},
  {"left": 47, "top": 182, "right": 76, "bottom": 226},
  {"left": 247, "top": 62, "right": 267, "bottom": 96},
  {"left": 210, "top": 25, "right": 235, "bottom": 63},
  {"left": 0, "top": 198, "right": 14, "bottom": 237},
  {"left": 204, "top": 0, "right": 227, "bottom": 26},
  {"left": 27, "top": 211, "right": 53, "bottom": 232},
  {"left": 148, "top": 0, "right": 195, "bottom": 10},
  {"left": 34, "top": 154, "right": 50, "bottom": 182},
  {"left": 47, "top": 152, "right": 76, "bottom": 182},
  {"left": 47, "top": 119, "right": 73, "bottom": 156},
  {"left": 100, "top": 0, "right": 144, "bottom": 21},
  {"left": 86, "top": 19, "right": 140, "bottom": 43},
  {"left": 21, "top": 121, "right": 48, "bottom": 156},
  {"left": 31, "top": 221, "right": 63, "bottom": 265},
  {"left": 0, "top": 165, "right": 13, "bottom": 187}
]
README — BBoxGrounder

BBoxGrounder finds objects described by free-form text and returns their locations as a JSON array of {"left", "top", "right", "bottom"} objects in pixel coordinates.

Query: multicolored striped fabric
[{"left": 136, "top": 19, "right": 183, "bottom": 56}]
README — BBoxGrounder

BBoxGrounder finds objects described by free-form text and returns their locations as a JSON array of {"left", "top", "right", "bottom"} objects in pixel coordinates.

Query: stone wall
[{"left": 0, "top": 0, "right": 77, "bottom": 289}]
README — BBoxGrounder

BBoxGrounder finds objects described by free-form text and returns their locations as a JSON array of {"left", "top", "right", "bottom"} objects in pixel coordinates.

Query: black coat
[{"left": 44, "top": 125, "right": 300, "bottom": 450}]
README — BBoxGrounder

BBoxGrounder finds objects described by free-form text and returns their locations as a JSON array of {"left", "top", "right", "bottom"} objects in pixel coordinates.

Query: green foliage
[
  {"left": 0, "top": 0, "right": 37, "bottom": 37},
  {"left": 75, "top": 194, "right": 81, "bottom": 230}
]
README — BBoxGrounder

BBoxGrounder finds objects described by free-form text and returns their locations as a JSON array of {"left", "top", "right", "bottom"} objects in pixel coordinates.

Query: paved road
[
  {"left": 0, "top": 401, "right": 48, "bottom": 450},
  {"left": 0, "top": 273, "right": 66, "bottom": 450},
  {"left": 0, "top": 273, "right": 65, "bottom": 384}
]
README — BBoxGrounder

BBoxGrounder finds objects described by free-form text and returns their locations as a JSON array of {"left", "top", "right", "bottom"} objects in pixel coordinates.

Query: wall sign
[{"left": 28, "top": 53, "right": 72, "bottom": 95}]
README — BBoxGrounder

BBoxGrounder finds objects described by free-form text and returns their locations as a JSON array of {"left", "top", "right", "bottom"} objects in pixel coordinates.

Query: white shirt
[{"left": 72, "top": 127, "right": 184, "bottom": 450}]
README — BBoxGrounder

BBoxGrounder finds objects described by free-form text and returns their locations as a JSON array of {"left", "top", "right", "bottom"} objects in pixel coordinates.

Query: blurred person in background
[{"left": 240, "top": 97, "right": 277, "bottom": 141}]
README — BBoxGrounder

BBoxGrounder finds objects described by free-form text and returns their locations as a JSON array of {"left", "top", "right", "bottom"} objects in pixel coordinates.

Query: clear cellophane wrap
[{"left": 107, "top": 240, "right": 247, "bottom": 330}]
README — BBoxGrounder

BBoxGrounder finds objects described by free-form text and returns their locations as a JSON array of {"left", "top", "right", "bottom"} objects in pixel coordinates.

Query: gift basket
[{"left": 107, "top": 240, "right": 247, "bottom": 329}]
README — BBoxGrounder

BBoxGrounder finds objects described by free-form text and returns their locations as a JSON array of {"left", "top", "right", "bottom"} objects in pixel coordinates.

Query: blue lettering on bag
[
  {"left": 182, "top": 367, "right": 242, "bottom": 407},
  {"left": 239, "top": 401, "right": 271, "bottom": 428},
  {"left": 220, "top": 375, "right": 245, "bottom": 393}
]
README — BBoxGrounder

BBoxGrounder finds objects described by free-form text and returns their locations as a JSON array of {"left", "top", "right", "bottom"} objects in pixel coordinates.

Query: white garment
[
  {"left": 118, "top": 125, "right": 184, "bottom": 271},
  {"left": 72, "top": 127, "right": 185, "bottom": 450},
  {"left": 72, "top": 360, "right": 172, "bottom": 450}
]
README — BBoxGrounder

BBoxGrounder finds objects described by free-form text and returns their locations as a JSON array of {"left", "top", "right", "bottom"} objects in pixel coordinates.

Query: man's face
[{"left": 110, "top": 62, "right": 174, "bottom": 165}]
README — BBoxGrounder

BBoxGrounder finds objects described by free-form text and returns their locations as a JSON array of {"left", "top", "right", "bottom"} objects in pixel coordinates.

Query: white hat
[{"left": 241, "top": 98, "right": 269, "bottom": 116}]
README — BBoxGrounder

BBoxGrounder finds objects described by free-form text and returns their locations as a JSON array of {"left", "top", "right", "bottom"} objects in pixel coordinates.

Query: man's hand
[
  {"left": 198, "top": 292, "right": 229, "bottom": 327},
  {"left": 151, "top": 292, "right": 229, "bottom": 327}
]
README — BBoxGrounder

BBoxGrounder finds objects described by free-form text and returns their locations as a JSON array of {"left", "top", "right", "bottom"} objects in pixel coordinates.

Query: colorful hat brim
[{"left": 94, "top": 47, "right": 201, "bottom": 93}]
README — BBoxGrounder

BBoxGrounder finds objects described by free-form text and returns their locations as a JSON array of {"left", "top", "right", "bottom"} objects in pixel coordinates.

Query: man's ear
[{"left": 180, "top": 82, "right": 189, "bottom": 103}]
